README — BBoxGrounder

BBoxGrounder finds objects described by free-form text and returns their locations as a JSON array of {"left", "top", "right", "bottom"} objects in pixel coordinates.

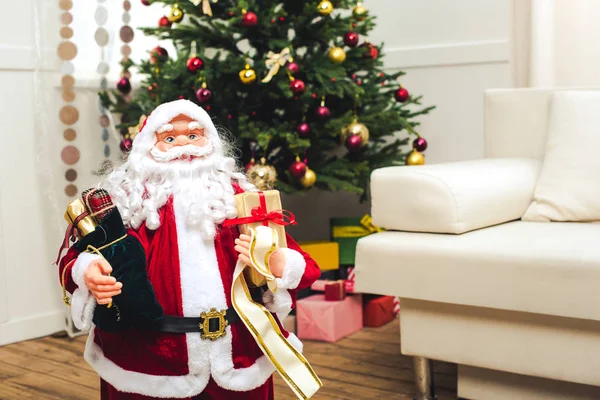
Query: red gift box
[
  {"left": 311, "top": 279, "right": 355, "bottom": 294},
  {"left": 363, "top": 295, "right": 396, "bottom": 327},
  {"left": 324, "top": 280, "right": 346, "bottom": 301},
  {"left": 297, "top": 294, "right": 363, "bottom": 342}
]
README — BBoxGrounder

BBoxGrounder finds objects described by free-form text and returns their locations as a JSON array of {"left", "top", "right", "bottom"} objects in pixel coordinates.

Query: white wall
[{"left": 0, "top": 0, "right": 66, "bottom": 345}]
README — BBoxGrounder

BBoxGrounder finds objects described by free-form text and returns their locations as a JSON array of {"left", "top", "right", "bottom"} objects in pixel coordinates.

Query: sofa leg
[{"left": 413, "top": 356, "right": 436, "bottom": 400}]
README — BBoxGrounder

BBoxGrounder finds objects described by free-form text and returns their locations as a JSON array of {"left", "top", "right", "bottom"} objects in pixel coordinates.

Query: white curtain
[{"left": 513, "top": 0, "right": 600, "bottom": 87}]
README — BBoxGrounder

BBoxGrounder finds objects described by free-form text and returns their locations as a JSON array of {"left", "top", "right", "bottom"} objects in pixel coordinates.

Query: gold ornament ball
[
  {"left": 168, "top": 5, "right": 184, "bottom": 23},
  {"left": 353, "top": 4, "right": 368, "bottom": 20},
  {"left": 341, "top": 121, "right": 369, "bottom": 145},
  {"left": 300, "top": 168, "right": 317, "bottom": 188},
  {"left": 247, "top": 158, "right": 277, "bottom": 190},
  {"left": 317, "top": 0, "right": 334, "bottom": 15},
  {"left": 406, "top": 150, "right": 425, "bottom": 166},
  {"left": 239, "top": 67, "right": 257, "bottom": 84},
  {"left": 328, "top": 47, "right": 347, "bottom": 64}
]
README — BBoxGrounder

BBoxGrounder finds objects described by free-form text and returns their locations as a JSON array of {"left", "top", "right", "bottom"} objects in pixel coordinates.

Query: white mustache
[{"left": 150, "top": 143, "right": 214, "bottom": 162}]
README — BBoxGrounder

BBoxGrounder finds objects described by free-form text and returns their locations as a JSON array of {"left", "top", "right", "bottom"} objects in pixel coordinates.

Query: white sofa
[{"left": 355, "top": 88, "right": 600, "bottom": 400}]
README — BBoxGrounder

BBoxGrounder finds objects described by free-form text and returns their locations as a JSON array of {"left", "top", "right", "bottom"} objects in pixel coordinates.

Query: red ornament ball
[
  {"left": 311, "top": 93, "right": 317, "bottom": 99},
  {"left": 141, "top": 0, "right": 150, "bottom": 5},
  {"left": 316, "top": 105, "right": 331, "bottom": 120},
  {"left": 362, "top": 43, "right": 378, "bottom": 59},
  {"left": 279, "top": 16, "right": 285, "bottom": 22},
  {"left": 289, "top": 160, "right": 307, "bottom": 179},
  {"left": 117, "top": 76, "right": 132, "bottom": 94},
  {"left": 290, "top": 79, "right": 306, "bottom": 95},
  {"left": 150, "top": 46, "right": 168, "bottom": 63},
  {"left": 242, "top": 11, "right": 258, "bottom": 27},
  {"left": 394, "top": 87, "right": 409, "bottom": 102},
  {"left": 287, "top": 62, "right": 299, "bottom": 74},
  {"left": 345, "top": 134, "right": 363, "bottom": 152},
  {"left": 296, "top": 122, "right": 311, "bottom": 138},
  {"left": 270, "top": 18, "right": 275, "bottom": 24},
  {"left": 331, "top": 77, "right": 336, "bottom": 82},
  {"left": 187, "top": 56, "right": 204, "bottom": 72},
  {"left": 120, "top": 138, "right": 133, "bottom": 152},
  {"left": 158, "top": 16, "right": 171, "bottom": 28},
  {"left": 351, "top": 74, "right": 356, "bottom": 79},
  {"left": 227, "top": 114, "right": 233, "bottom": 119},
  {"left": 413, "top": 137, "right": 428, "bottom": 152},
  {"left": 196, "top": 88, "right": 212, "bottom": 104},
  {"left": 179, "top": 95, "right": 185, "bottom": 99},
  {"left": 343, "top": 32, "right": 359, "bottom": 47}
]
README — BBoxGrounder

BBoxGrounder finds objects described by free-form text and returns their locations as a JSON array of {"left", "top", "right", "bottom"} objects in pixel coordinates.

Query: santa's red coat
[{"left": 59, "top": 192, "right": 320, "bottom": 399}]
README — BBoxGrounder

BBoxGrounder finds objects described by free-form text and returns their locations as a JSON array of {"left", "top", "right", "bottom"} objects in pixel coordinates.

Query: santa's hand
[
  {"left": 83, "top": 258, "right": 122, "bottom": 305},
  {"left": 235, "top": 234, "right": 285, "bottom": 278}
]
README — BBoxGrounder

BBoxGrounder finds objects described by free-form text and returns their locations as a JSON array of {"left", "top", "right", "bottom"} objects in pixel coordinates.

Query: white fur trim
[
  {"left": 84, "top": 326, "right": 305, "bottom": 398},
  {"left": 276, "top": 248, "right": 306, "bottom": 290},
  {"left": 71, "top": 252, "right": 102, "bottom": 331},
  {"left": 262, "top": 288, "right": 294, "bottom": 317},
  {"left": 262, "top": 248, "right": 306, "bottom": 318},
  {"left": 84, "top": 327, "right": 210, "bottom": 398}
]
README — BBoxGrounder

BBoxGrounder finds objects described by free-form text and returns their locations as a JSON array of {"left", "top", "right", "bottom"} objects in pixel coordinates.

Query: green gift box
[{"left": 330, "top": 215, "right": 383, "bottom": 265}]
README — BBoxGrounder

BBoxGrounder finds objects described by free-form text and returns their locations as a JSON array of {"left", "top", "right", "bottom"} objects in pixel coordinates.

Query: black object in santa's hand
[{"left": 74, "top": 208, "right": 163, "bottom": 332}]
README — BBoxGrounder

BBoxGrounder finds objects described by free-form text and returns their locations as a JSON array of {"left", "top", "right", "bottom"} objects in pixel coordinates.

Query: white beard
[{"left": 102, "top": 147, "right": 255, "bottom": 240}]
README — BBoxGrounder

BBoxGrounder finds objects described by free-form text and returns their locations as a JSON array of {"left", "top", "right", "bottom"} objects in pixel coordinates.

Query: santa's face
[{"left": 150, "top": 114, "right": 213, "bottom": 162}]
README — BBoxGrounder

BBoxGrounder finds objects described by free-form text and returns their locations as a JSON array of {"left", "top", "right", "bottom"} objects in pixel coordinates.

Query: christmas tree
[{"left": 101, "top": 0, "right": 434, "bottom": 197}]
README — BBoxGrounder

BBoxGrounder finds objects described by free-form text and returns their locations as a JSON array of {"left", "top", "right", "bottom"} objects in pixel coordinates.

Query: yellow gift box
[{"left": 299, "top": 241, "right": 339, "bottom": 271}]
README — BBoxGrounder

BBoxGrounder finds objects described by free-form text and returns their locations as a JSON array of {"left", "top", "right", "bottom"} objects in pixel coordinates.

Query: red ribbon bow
[{"left": 223, "top": 192, "right": 296, "bottom": 228}]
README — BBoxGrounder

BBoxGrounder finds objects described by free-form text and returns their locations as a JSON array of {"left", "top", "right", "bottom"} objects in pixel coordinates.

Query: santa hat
[{"left": 131, "top": 99, "right": 222, "bottom": 155}]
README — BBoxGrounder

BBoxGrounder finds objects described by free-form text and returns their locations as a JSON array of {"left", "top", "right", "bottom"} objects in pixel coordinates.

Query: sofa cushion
[
  {"left": 523, "top": 91, "right": 600, "bottom": 222},
  {"left": 354, "top": 221, "right": 600, "bottom": 321},
  {"left": 370, "top": 158, "right": 541, "bottom": 234}
]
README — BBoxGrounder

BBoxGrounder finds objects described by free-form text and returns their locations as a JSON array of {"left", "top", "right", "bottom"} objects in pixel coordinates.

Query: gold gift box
[
  {"left": 299, "top": 241, "right": 339, "bottom": 271},
  {"left": 64, "top": 198, "right": 97, "bottom": 237},
  {"left": 233, "top": 190, "right": 288, "bottom": 287}
]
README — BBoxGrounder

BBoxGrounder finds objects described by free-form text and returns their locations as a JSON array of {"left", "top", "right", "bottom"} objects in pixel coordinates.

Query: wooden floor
[{"left": 0, "top": 319, "right": 457, "bottom": 399}]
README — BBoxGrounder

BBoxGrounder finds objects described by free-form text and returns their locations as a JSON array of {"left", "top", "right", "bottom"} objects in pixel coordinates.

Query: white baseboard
[{"left": 0, "top": 310, "right": 65, "bottom": 346}]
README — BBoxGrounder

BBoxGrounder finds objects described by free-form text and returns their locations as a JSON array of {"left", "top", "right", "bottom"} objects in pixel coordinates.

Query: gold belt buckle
[{"left": 200, "top": 308, "right": 228, "bottom": 340}]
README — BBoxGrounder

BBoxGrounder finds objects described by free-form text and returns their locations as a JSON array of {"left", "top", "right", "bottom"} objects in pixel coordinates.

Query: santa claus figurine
[{"left": 58, "top": 100, "right": 321, "bottom": 400}]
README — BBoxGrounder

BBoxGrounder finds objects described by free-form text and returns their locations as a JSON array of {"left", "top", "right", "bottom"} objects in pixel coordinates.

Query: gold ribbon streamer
[
  {"left": 232, "top": 226, "right": 322, "bottom": 399},
  {"left": 261, "top": 47, "right": 292, "bottom": 83},
  {"left": 332, "top": 214, "right": 384, "bottom": 238}
]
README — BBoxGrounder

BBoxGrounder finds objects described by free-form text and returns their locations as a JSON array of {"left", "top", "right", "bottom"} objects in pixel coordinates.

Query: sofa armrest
[{"left": 371, "top": 158, "right": 541, "bottom": 234}]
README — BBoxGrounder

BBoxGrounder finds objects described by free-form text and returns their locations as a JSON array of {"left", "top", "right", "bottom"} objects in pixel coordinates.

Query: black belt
[{"left": 144, "top": 286, "right": 265, "bottom": 339}]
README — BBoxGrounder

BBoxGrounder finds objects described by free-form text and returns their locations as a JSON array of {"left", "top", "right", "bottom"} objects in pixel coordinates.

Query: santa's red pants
[{"left": 100, "top": 377, "right": 274, "bottom": 400}]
